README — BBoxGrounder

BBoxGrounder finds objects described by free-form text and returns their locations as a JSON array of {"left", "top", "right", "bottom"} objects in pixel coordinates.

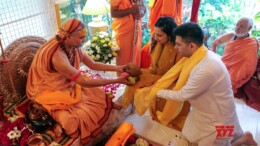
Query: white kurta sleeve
[{"left": 157, "top": 67, "right": 216, "bottom": 101}]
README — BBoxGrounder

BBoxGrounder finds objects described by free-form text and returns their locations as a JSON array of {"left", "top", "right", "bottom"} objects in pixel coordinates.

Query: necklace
[{"left": 55, "top": 35, "right": 75, "bottom": 66}]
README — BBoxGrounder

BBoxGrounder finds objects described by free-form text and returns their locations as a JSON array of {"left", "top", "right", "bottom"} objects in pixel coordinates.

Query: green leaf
[{"left": 254, "top": 12, "right": 260, "bottom": 22}]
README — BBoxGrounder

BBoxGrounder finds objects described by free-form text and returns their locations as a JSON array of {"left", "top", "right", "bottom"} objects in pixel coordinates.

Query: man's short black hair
[{"left": 174, "top": 22, "right": 204, "bottom": 46}]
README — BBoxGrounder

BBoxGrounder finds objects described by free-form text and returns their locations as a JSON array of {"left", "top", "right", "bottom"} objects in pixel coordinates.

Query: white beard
[{"left": 235, "top": 32, "right": 249, "bottom": 38}]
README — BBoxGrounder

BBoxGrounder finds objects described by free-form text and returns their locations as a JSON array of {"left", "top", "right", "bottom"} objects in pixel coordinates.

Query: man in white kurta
[{"left": 157, "top": 23, "right": 257, "bottom": 146}]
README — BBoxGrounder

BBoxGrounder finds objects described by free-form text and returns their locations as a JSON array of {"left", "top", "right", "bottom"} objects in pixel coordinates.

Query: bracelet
[{"left": 70, "top": 71, "right": 82, "bottom": 81}]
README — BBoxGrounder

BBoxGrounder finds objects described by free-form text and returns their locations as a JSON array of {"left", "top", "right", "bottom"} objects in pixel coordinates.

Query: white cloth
[{"left": 157, "top": 51, "right": 243, "bottom": 145}]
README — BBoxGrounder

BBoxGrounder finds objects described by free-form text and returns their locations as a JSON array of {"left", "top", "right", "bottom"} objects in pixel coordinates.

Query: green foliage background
[
  {"left": 58, "top": 0, "right": 259, "bottom": 55},
  {"left": 198, "top": 0, "right": 260, "bottom": 55}
]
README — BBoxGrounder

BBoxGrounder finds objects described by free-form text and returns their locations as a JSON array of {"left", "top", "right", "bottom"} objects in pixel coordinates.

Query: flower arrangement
[
  {"left": 0, "top": 116, "right": 33, "bottom": 146},
  {"left": 83, "top": 31, "right": 119, "bottom": 64}
]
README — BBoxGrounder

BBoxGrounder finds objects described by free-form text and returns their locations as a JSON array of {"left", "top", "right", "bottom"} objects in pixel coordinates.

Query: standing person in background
[
  {"left": 212, "top": 17, "right": 259, "bottom": 96},
  {"left": 141, "top": 0, "right": 182, "bottom": 68},
  {"left": 148, "top": 0, "right": 182, "bottom": 35},
  {"left": 110, "top": 0, "right": 146, "bottom": 67}
]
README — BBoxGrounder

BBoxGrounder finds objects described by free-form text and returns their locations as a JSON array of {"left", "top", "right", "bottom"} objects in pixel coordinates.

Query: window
[{"left": 0, "top": 0, "right": 58, "bottom": 50}]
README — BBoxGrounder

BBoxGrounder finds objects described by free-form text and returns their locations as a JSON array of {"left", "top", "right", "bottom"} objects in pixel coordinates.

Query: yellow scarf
[
  {"left": 122, "top": 42, "right": 180, "bottom": 108},
  {"left": 134, "top": 45, "right": 208, "bottom": 125}
]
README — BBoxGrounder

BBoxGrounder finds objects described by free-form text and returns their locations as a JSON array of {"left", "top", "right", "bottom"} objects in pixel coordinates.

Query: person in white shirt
[{"left": 157, "top": 22, "right": 257, "bottom": 146}]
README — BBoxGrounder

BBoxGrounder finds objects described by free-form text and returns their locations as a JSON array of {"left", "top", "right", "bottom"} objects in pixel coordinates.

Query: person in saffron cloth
[
  {"left": 110, "top": 0, "right": 146, "bottom": 67},
  {"left": 156, "top": 22, "right": 257, "bottom": 146},
  {"left": 26, "top": 18, "right": 132, "bottom": 145},
  {"left": 122, "top": 17, "right": 189, "bottom": 131},
  {"left": 211, "top": 17, "right": 259, "bottom": 96}
]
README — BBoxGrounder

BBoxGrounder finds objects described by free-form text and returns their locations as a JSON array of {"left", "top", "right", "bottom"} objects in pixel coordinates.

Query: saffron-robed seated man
[
  {"left": 26, "top": 18, "right": 132, "bottom": 145},
  {"left": 212, "top": 17, "right": 259, "bottom": 95}
]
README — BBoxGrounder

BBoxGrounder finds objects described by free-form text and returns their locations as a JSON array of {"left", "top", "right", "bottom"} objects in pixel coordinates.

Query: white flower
[
  {"left": 99, "top": 31, "right": 108, "bottom": 37},
  {"left": 99, "top": 35, "right": 105, "bottom": 39},
  {"left": 112, "top": 46, "right": 119, "bottom": 51},
  {"left": 91, "top": 43, "right": 96, "bottom": 48},
  {"left": 95, "top": 46, "right": 100, "bottom": 50},
  {"left": 7, "top": 130, "right": 16, "bottom": 139},
  {"left": 96, "top": 48, "right": 101, "bottom": 53},
  {"left": 13, "top": 129, "right": 21, "bottom": 139},
  {"left": 103, "top": 44, "right": 108, "bottom": 47},
  {"left": 96, "top": 54, "right": 100, "bottom": 59},
  {"left": 105, "top": 37, "right": 110, "bottom": 41},
  {"left": 108, "top": 54, "right": 112, "bottom": 57},
  {"left": 136, "top": 138, "right": 149, "bottom": 146},
  {"left": 86, "top": 40, "right": 91, "bottom": 46},
  {"left": 7, "top": 127, "right": 21, "bottom": 140},
  {"left": 88, "top": 50, "right": 94, "bottom": 55},
  {"left": 104, "top": 57, "right": 108, "bottom": 60}
]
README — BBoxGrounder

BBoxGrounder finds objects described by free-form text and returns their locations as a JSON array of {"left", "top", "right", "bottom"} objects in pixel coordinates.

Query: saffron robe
[
  {"left": 222, "top": 37, "right": 258, "bottom": 94},
  {"left": 26, "top": 18, "right": 113, "bottom": 144},
  {"left": 110, "top": 0, "right": 142, "bottom": 66}
]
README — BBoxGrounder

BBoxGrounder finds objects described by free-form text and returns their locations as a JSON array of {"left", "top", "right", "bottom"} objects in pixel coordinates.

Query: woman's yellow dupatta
[
  {"left": 122, "top": 43, "right": 165, "bottom": 108},
  {"left": 134, "top": 46, "right": 208, "bottom": 125}
]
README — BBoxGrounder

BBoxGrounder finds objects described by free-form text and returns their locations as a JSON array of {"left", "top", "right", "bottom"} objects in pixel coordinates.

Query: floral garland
[
  {"left": 0, "top": 116, "right": 33, "bottom": 145},
  {"left": 83, "top": 31, "right": 119, "bottom": 64}
]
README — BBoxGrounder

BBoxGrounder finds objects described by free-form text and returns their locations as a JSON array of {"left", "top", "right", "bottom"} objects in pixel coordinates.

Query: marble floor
[{"left": 124, "top": 98, "right": 260, "bottom": 146}]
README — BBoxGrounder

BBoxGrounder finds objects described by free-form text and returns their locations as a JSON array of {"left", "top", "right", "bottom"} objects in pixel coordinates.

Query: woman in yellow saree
[{"left": 122, "top": 16, "right": 189, "bottom": 130}]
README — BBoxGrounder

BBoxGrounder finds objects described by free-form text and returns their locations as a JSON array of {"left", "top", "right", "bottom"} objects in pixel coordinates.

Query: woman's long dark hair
[
  {"left": 155, "top": 16, "right": 177, "bottom": 43},
  {"left": 151, "top": 17, "right": 177, "bottom": 53}
]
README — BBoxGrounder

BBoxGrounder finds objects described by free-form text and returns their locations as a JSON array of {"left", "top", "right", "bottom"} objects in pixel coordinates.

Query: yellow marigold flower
[
  {"left": 93, "top": 37, "right": 98, "bottom": 41},
  {"left": 101, "top": 39, "right": 105, "bottom": 43},
  {"left": 109, "top": 42, "right": 113, "bottom": 47},
  {"left": 112, "top": 51, "right": 117, "bottom": 57},
  {"left": 91, "top": 55, "right": 95, "bottom": 59}
]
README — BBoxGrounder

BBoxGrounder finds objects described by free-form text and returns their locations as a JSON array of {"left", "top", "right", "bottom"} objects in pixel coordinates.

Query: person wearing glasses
[{"left": 211, "top": 17, "right": 259, "bottom": 96}]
